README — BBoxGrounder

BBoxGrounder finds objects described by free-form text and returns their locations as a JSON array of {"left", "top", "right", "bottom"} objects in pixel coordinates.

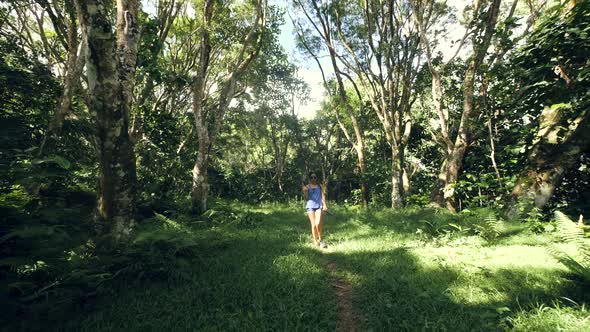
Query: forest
[{"left": 1, "top": 0, "right": 589, "bottom": 330}]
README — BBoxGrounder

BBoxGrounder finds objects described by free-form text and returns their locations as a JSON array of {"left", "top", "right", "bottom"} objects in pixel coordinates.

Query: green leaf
[
  {"left": 496, "top": 306, "right": 511, "bottom": 314},
  {"left": 31, "top": 155, "right": 71, "bottom": 169},
  {"left": 49, "top": 155, "right": 71, "bottom": 169}
]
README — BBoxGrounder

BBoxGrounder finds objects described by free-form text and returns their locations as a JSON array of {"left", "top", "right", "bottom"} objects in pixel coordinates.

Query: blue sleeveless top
[{"left": 306, "top": 185, "right": 322, "bottom": 210}]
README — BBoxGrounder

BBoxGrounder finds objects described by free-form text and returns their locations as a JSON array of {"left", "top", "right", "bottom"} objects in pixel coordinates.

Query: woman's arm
[
  {"left": 321, "top": 188, "right": 327, "bottom": 210},
  {"left": 302, "top": 184, "right": 309, "bottom": 200}
]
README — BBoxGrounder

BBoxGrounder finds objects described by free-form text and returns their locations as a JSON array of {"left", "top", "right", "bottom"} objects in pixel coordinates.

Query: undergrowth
[{"left": 2, "top": 202, "right": 590, "bottom": 331}]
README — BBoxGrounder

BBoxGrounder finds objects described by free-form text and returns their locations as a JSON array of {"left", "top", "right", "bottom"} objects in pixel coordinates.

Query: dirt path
[{"left": 321, "top": 257, "right": 357, "bottom": 332}]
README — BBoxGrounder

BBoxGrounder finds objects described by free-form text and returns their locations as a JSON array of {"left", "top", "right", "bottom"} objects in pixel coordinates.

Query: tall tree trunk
[
  {"left": 431, "top": 62, "right": 478, "bottom": 212},
  {"left": 512, "top": 106, "right": 589, "bottom": 209},
  {"left": 192, "top": 154, "right": 209, "bottom": 214},
  {"left": 190, "top": 0, "right": 213, "bottom": 214},
  {"left": 38, "top": 1, "right": 85, "bottom": 155},
  {"left": 324, "top": 12, "right": 369, "bottom": 208},
  {"left": 391, "top": 147, "right": 404, "bottom": 208},
  {"left": 270, "top": 120, "right": 289, "bottom": 194},
  {"left": 76, "top": 0, "right": 140, "bottom": 242},
  {"left": 357, "top": 148, "right": 369, "bottom": 207},
  {"left": 190, "top": 0, "right": 265, "bottom": 213},
  {"left": 428, "top": 0, "right": 501, "bottom": 211}
]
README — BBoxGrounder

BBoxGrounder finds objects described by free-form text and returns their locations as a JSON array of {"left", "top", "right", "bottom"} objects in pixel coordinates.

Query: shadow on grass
[
  {"left": 326, "top": 246, "right": 589, "bottom": 331},
  {"left": 48, "top": 208, "right": 339, "bottom": 332},
  {"left": 19, "top": 205, "right": 589, "bottom": 332}
]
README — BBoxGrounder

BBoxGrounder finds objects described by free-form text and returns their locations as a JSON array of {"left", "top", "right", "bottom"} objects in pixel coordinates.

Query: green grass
[
  {"left": 15, "top": 203, "right": 590, "bottom": 331},
  {"left": 55, "top": 204, "right": 336, "bottom": 332},
  {"left": 323, "top": 207, "right": 590, "bottom": 331}
]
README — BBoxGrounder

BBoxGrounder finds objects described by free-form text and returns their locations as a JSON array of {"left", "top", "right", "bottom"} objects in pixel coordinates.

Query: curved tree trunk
[
  {"left": 38, "top": 1, "right": 85, "bottom": 155},
  {"left": 512, "top": 106, "right": 589, "bottom": 211},
  {"left": 293, "top": 0, "right": 376, "bottom": 209}
]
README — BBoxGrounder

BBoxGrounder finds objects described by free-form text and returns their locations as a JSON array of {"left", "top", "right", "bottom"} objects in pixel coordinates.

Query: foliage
[
  {"left": 1, "top": 1, "right": 590, "bottom": 330},
  {"left": 525, "top": 206, "right": 554, "bottom": 234},
  {"left": 507, "top": 1, "right": 590, "bottom": 215},
  {"left": 506, "top": 300, "right": 590, "bottom": 332},
  {"left": 1, "top": 204, "right": 234, "bottom": 329},
  {"left": 410, "top": 208, "right": 507, "bottom": 244},
  {"left": 0, "top": 34, "right": 61, "bottom": 190},
  {"left": 110, "top": 214, "right": 206, "bottom": 283},
  {"left": 0, "top": 186, "right": 95, "bottom": 324},
  {"left": 550, "top": 211, "right": 590, "bottom": 284},
  {"left": 473, "top": 214, "right": 506, "bottom": 242},
  {"left": 203, "top": 203, "right": 265, "bottom": 229},
  {"left": 4, "top": 202, "right": 590, "bottom": 331}
]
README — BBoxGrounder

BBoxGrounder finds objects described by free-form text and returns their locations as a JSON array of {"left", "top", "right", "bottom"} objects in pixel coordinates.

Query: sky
[{"left": 275, "top": 1, "right": 330, "bottom": 119}]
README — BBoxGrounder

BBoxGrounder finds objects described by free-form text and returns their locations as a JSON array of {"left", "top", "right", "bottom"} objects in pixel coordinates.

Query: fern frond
[
  {"left": 485, "top": 214, "right": 504, "bottom": 234},
  {"left": 554, "top": 211, "right": 586, "bottom": 248},
  {"left": 551, "top": 211, "right": 590, "bottom": 283}
]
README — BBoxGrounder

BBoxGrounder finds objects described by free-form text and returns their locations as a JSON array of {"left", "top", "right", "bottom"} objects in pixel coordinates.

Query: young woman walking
[{"left": 302, "top": 172, "right": 328, "bottom": 248}]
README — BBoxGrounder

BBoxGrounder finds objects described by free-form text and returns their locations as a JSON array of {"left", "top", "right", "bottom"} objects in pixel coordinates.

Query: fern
[
  {"left": 474, "top": 214, "right": 505, "bottom": 241},
  {"left": 487, "top": 214, "right": 504, "bottom": 235},
  {"left": 554, "top": 211, "right": 588, "bottom": 250},
  {"left": 118, "top": 214, "right": 211, "bottom": 282},
  {"left": 551, "top": 211, "right": 590, "bottom": 283},
  {"left": 447, "top": 223, "right": 471, "bottom": 234},
  {"left": 203, "top": 206, "right": 263, "bottom": 229},
  {"left": 417, "top": 219, "right": 438, "bottom": 237}
]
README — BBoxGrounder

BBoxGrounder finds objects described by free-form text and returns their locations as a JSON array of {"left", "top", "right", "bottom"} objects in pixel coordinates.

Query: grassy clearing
[
  {"left": 16, "top": 203, "right": 590, "bottom": 331},
  {"left": 55, "top": 203, "right": 336, "bottom": 332},
  {"left": 324, "top": 207, "right": 590, "bottom": 331}
]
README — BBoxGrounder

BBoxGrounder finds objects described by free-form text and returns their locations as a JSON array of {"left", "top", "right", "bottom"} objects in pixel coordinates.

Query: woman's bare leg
[
  {"left": 307, "top": 211, "right": 319, "bottom": 244},
  {"left": 314, "top": 210, "right": 323, "bottom": 241}
]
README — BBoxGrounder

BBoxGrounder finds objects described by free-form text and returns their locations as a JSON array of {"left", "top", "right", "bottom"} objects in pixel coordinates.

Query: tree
[
  {"left": 190, "top": 0, "right": 267, "bottom": 214},
  {"left": 129, "top": 0, "right": 184, "bottom": 143},
  {"left": 291, "top": 1, "right": 369, "bottom": 207},
  {"left": 307, "top": 111, "right": 346, "bottom": 195},
  {"left": 2, "top": 0, "right": 85, "bottom": 153},
  {"left": 293, "top": 0, "right": 427, "bottom": 208},
  {"left": 248, "top": 45, "right": 309, "bottom": 194},
  {"left": 75, "top": 0, "right": 141, "bottom": 241},
  {"left": 414, "top": 0, "right": 503, "bottom": 211},
  {"left": 510, "top": 1, "right": 590, "bottom": 211}
]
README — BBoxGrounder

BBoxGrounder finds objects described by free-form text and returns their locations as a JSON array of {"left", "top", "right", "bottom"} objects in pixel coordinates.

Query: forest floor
[{"left": 43, "top": 204, "right": 590, "bottom": 331}]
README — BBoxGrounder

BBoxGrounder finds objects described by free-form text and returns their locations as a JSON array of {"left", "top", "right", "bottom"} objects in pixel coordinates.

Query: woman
[{"left": 302, "top": 172, "right": 328, "bottom": 248}]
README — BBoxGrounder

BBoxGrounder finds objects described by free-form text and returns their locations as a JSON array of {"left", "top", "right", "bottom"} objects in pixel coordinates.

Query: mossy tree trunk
[
  {"left": 512, "top": 105, "right": 589, "bottom": 209},
  {"left": 509, "top": 0, "right": 589, "bottom": 214},
  {"left": 76, "top": 0, "right": 140, "bottom": 242}
]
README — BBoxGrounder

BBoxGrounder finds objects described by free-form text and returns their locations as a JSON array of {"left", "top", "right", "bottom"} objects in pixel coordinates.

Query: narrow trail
[{"left": 321, "top": 254, "right": 357, "bottom": 332}]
